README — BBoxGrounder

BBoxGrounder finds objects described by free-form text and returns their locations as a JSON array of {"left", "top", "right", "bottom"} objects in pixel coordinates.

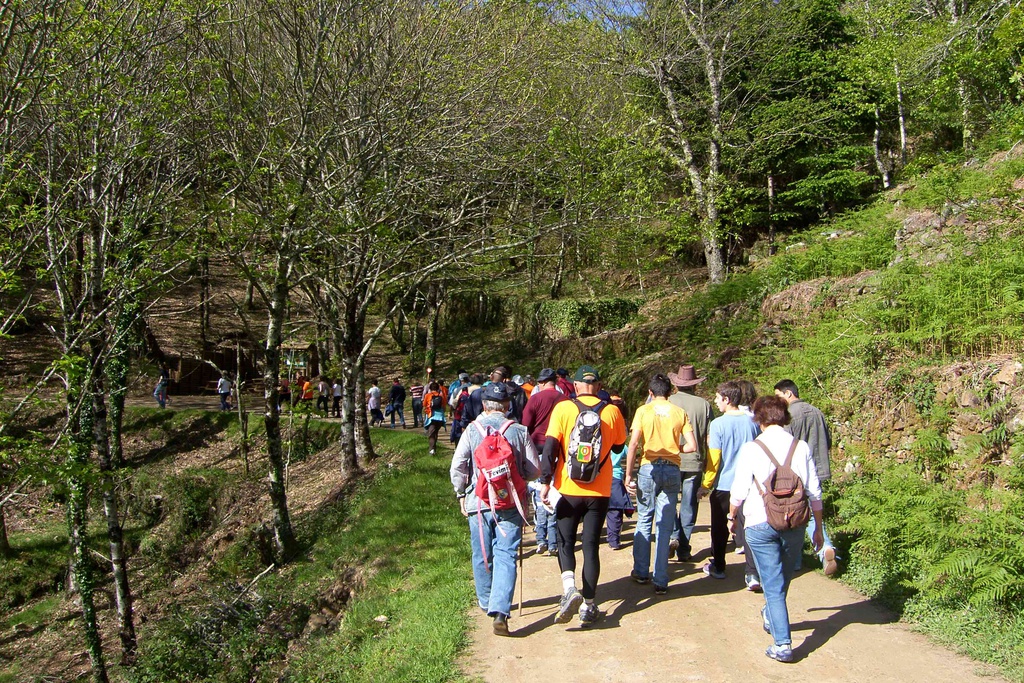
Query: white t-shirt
[
  {"left": 333, "top": 382, "right": 342, "bottom": 397},
  {"left": 729, "top": 425, "right": 822, "bottom": 528},
  {"left": 367, "top": 386, "right": 381, "bottom": 409},
  {"left": 217, "top": 377, "right": 232, "bottom": 394}
]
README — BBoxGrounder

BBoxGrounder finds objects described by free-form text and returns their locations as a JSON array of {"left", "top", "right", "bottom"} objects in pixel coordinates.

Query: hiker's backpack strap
[
  {"left": 754, "top": 439, "right": 783, "bottom": 469},
  {"left": 782, "top": 436, "right": 799, "bottom": 468}
]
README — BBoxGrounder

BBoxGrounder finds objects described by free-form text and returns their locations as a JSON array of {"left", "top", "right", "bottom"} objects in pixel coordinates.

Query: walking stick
[{"left": 518, "top": 539, "right": 524, "bottom": 617}]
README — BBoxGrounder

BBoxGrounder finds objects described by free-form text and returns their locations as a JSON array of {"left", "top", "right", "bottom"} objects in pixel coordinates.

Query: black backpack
[
  {"left": 567, "top": 399, "right": 608, "bottom": 483},
  {"left": 430, "top": 393, "right": 443, "bottom": 411}
]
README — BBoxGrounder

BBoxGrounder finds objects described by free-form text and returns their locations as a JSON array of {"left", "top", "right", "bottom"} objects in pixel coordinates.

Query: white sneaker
[{"left": 822, "top": 546, "right": 838, "bottom": 576}]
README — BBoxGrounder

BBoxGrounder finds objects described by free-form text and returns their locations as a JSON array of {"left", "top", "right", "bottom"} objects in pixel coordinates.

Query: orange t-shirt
[{"left": 546, "top": 395, "right": 627, "bottom": 497}]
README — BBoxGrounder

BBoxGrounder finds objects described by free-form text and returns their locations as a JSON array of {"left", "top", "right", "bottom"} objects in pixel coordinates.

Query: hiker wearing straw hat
[{"left": 666, "top": 364, "right": 712, "bottom": 563}]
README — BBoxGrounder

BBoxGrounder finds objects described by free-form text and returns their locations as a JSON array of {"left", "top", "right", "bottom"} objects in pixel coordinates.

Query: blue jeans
[
  {"left": 670, "top": 471, "right": 701, "bottom": 557},
  {"left": 468, "top": 508, "right": 523, "bottom": 617},
  {"left": 632, "top": 461, "right": 680, "bottom": 589},
  {"left": 411, "top": 398, "right": 423, "bottom": 427},
  {"left": 533, "top": 490, "right": 556, "bottom": 548},
  {"left": 744, "top": 522, "right": 805, "bottom": 646},
  {"left": 390, "top": 402, "right": 405, "bottom": 427}
]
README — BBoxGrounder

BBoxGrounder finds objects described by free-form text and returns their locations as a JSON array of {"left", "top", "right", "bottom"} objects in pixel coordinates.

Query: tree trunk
[
  {"left": 262, "top": 269, "right": 297, "bottom": 563},
  {"left": 199, "top": 255, "right": 210, "bottom": 349},
  {"left": 68, "top": 373, "right": 109, "bottom": 683},
  {"left": 339, "top": 366, "right": 360, "bottom": 478},
  {"left": 424, "top": 282, "right": 440, "bottom": 376},
  {"left": 89, "top": 224, "right": 136, "bottom": 662},
  {"left": 235, "top": 340, "right": 249, "bottom": 476},
  {"left": 550, "top": 232, "right": 566, "bottom": 299},
  {"left": 767, "top": 174, "right": 777, "bottom": 256},
  {"left": 355, "top": 365, "right": 374, "bottom": 464},
  {"left": 338, "top": 292, "right": 367, "bottom": 477},
  {"left": 0, "top": 505, "right": 10, "bottom": 556},
  {"left": 702, "top": 232, "right": 726, "bottom": 283},
  {"left": 958, "top": 77, "right": 973, "bottom": 152},
  {"left": 106, "top": 306, "right": 132, "bottom": 469},
  {"left": 92, "top": 375, "right": 137, "bottom": 662},
  {"left": 895, "top": 61, "right": 907, "bottom": 165},
  {"left": 873, "top": 105, "right": 891, "bottom": 189}
]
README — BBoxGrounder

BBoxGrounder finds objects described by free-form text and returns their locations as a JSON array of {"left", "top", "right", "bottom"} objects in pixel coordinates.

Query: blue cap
[{"left": 482, "top": 383, "right": 510, "bottom": 401}]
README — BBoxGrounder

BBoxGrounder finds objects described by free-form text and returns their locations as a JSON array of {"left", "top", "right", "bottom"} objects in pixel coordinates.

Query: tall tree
[
  {"left": 30, "top": 0, "right": 198, "bottom": 670},
  {"left": 623, "top": 0, "right": 787, "bottom": 282}
]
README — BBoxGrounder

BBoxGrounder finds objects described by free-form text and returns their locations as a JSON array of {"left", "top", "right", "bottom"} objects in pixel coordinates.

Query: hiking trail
[{"left": 461, "top": 504, "right": 1003, "bottom": 683}]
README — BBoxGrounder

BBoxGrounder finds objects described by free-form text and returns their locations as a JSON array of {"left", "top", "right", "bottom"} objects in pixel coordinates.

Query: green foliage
[
  {"left": 834, "top": 463, "right": 1024, "bottom": 614},
  {"left": 138, "top": 467, "right": 234, "bottom": 571},
  {"left": 129, "top": 587, "right": 304, "bottom": 683},
  {"left": 165, "top": 468, "right": 231, "bottom": 538},
  {"left": 904, "top": 600, "right": 1024, "bottom": 683},
  {"left": 872, "top": 241, "right": 1024, "bottom": 357},
  {"left": 285, "top": 431, "right": 473, "bottom": 682},
  {"left": 758, "top": 202, "right": 898, "bottom": 288},
  {"left": 0, "top": 526, "right": 69, "bottom": 610},
  {"left": 537, "top": 297, "right": 642, "bottom": 338},
  {"left": 130, "top": 430, "right": 473, "bottom": 683}
]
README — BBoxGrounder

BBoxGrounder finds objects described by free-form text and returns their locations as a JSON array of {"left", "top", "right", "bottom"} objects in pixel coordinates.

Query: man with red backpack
[{"left": 450, "top": 382, "right": 540, "bottom": 636}]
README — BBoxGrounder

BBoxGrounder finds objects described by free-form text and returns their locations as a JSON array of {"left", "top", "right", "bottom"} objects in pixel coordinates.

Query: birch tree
[{"left": 622, "top": 0, "right": 790, "bottom": 281}]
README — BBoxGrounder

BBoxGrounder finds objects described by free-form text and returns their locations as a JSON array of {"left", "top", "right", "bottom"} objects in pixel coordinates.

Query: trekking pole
[{"left": 516, "top": 540, "right": 524, "bottom": 618}]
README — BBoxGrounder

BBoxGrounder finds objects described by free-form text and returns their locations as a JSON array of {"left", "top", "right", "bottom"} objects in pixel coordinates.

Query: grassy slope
[{"left": 284, "top": 431, "right": 473, "bottom": 683}]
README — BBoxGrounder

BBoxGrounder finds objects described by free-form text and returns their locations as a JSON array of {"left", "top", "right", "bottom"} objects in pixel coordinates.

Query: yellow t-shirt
[
  {"left": 546, "top": 395, "right": 627, "bottom": 497},
  {"left": 631, "top": 399, "right": 692, "bottom": 467}
]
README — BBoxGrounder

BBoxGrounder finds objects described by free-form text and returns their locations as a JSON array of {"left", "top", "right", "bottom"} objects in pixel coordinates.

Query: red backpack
[
  {"left": 472, "top": 420, "right": 529, "bottom": 570},
  {"left": 473, "top": 420, "right": 527, "bottom": 512}
]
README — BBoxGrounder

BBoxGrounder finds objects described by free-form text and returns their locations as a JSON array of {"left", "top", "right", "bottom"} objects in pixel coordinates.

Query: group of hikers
[{"left": 444, "top": 362, "right": 836, "bottom": 663}]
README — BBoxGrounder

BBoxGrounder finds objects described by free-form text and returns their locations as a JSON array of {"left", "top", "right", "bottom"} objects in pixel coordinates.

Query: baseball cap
[
  {"left": 482, "top": 383, "right": 510, "bottom": 401},
  {"left": 536, "top": 367, "right": 556, "bottom": 383},
  {"left": 573, "top": 365, "right": 601, "bottom": 383}
]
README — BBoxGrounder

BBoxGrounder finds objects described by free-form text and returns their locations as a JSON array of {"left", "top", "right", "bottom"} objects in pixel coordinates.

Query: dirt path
[{"left": 461, "top": 504, "right": 1003, "bottom": 683}]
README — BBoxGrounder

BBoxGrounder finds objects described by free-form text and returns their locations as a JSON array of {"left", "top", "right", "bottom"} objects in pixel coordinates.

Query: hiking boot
[
  {"left": 555, "top": 589, "right": 584, "bottom": 624},
  {"left": 630, "top": 570, "right": 651, "bottom": 585},
  {"left": 822, "top": 546, "right": 838, "bottom": 576},
  {"left": 765, "top": 644, "right": 794, "bottom": 662},
  {"left": 669, "top": 538, "right": 679, "bottom": 553},
  {"left": 745, "top": 574, "right": 762, "bottom": 592},
  {"left": 654, "top": 584, "right": 668, "bottom": 595},
  {"left": 702, "top": 562, "right": 726, "bottom": 580},
  {"left": 492, "top": 613, "right": 510, "bottom": 636},
  {"left": 675, "top": 550, "right": 692, "bottom": 562},
  {"left": 429, "top": 448, "right": 435, "bottom": 456},
  {"left": 735, "top": 546, "right": 745, "bottom": 555},
  {"left": 578, "top": 602, "right": 601, "bottom": 626},
  {"left": 549, "top": 547, "right": 558, "bottom": 557},
  {"left": 536, "top": 544, "right": 548, "bottom": 555}
]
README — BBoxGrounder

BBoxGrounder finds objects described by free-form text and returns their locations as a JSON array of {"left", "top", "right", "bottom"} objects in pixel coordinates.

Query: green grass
[
  {"left": 904, "top": 601, "right": 1024, "bottom": 682},
  {"left": 129, "top": 429, "right": 474, "bottom": 683},
  {"left": 284, "top": 430, "right": 473, "bottom": 683},
  {"left": 0, "top": 524, "right": 69, "bottom": 610},
  {"left": 0, "top": 593, "right": 62, "bottom": 630}
]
